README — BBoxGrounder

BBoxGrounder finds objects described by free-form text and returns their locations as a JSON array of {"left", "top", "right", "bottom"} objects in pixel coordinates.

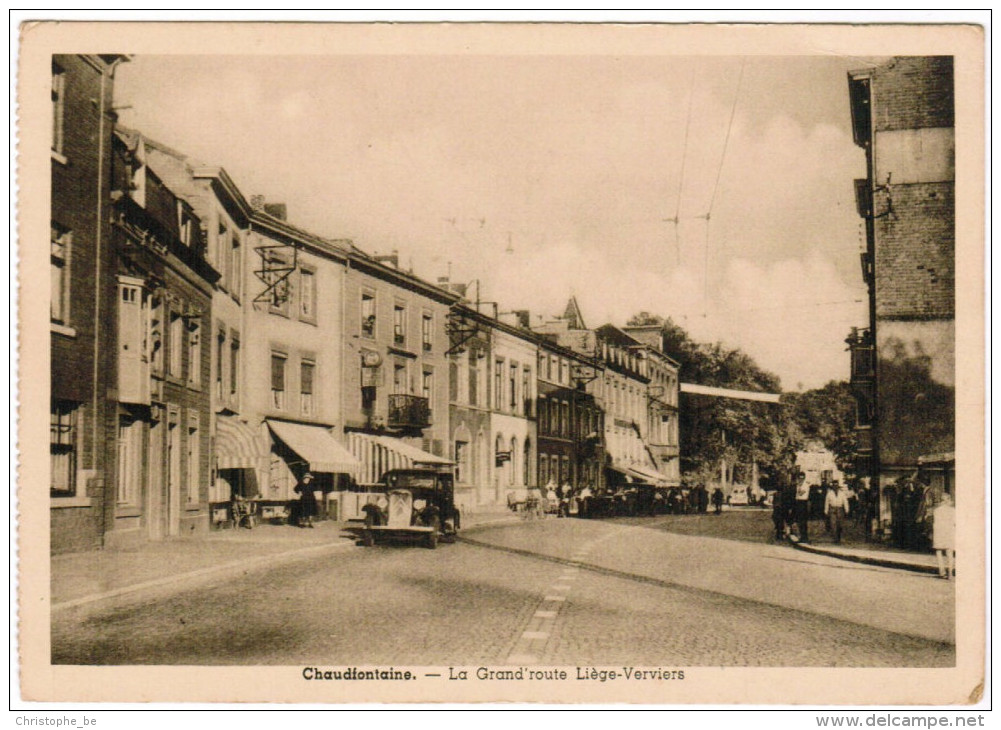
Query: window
[
  {"left": 523, "top": 439, "right": 531, "bottom": 486},
  {"left": 509, "top": 362, "right": 518, "bottom": 410},
  {"left": 539, "top": 454, "right": 549, "bottom": 486},
  {"left": 51, "top": 63, "right": 65, "bottom": 154},
  {"left": 178, "top": 208, "right": 193, "bottom": 247},
  {"left": 422, "top": 369, "right": 433, "bottom": 404},
  {"left": 230, "top": 232, "right": 242, "bottom": 300},
  {"left": 361, "top": 292, "right": 375, "bottom": 336},
  {"left": 116, "top": 415, "right": 143, "bottom": 505},
  {"left": 168, "top": 310, "right": 184, "bottom": 378},
  {"left": 270, "top": 352, "right": 287, "bottom": 409},
  {"left": 393, "top": 304, "right": 406, "bottom": 345},
  {"left": 230, "top": 337, "right": 240, "bottom": 398},
  {"left": 150, "top": 295, "right": 164, "bottom": 375},
  {"left": 118, "top": 279, "right": 150, "bottom": 404},
  {"left": 300, "top": 359, "right": 315, "bottom": 416},
  {"left": 50, "top": 224, "right": 71, "bottom": 324},
  {"left": 390, "top": 362, "right": 406, "bottom": 396},
  {"left": 538, "top": 396, "right": 548, "bottom": 434},
  {"left": 538, "top": 352, "right": 547, "bottom": 380},
  {"left": 186, "top": 415, "right": 200, "bottom": 505},
  {"left": 494, "top": 360, "right": 503, "bottom": 410},
  {"left": 455, "top": 440, "right": 468, "bottom": 484},
  {"left": 215, "top": 328, "right": 226, "bottom": 399},
  {"left": 562, "top": 456, "right": 571, "bottom": 486},
  {"left": 448, "top": 361, "right": 459, "bottom": 402},
  {"left": 422, "top": 313, "right": 433, "bottom": 351},
  {"left": 50, "top": 401, "right": 78, "bottom": 497},
  {"left": 468, "top": 353, "right": 479, "bottom": 406},
  {"left": 186, "top": 319, "right": 201, "bottom": 386},
  {"left": 522, "top": 367, "right": 531, "bottom": 416},
  {"left": 216, "top": 218, "right": 229, "bottom": 284},
  {"left": 299, "top": 268, "right": 316, "bottom": 322}
]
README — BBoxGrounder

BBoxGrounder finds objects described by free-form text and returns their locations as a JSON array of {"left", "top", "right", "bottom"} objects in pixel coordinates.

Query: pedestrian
[
  {"left": 294, "top": 472, "right": 318, "bottom": 528},
  {"left": 793, "top": 471, "right": 810, "bottom": 543},
  {"left": 824, "top": 480, "right": 849, "bottom": 544},
  {"left": 711, "top": 486, "right": 724, "bottom": 515},
  {"left": 771, "top": 484, "right": 786, "bottom": 541},
  {"left": 932, "top": 492, "right": 956, "bottom": 580}
]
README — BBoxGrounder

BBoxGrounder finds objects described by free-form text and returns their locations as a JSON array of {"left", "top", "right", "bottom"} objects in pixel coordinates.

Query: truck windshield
[{"left": 386, "top": 474, "right": 437, "bottom": 489}]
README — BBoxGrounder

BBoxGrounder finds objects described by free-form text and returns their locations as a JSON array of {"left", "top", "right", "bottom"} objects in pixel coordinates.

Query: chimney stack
[{"left": 374, "top": 249, "right": 399, "bottom": 269}]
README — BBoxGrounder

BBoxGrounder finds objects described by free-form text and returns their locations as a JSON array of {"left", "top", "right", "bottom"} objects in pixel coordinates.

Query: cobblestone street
[{"left": 51, "top": 516, "right": 954, "bottom": 667}]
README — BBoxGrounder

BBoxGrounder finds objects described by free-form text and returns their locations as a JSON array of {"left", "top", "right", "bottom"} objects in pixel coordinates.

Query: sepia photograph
[{"left": 15, "top": 19, "right": 985, "bottom": 707}]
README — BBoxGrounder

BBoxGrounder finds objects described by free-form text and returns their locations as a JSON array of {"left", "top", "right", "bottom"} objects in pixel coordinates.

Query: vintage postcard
[{"left": 16, "top": 21, "right": 985, "bottom": 705}]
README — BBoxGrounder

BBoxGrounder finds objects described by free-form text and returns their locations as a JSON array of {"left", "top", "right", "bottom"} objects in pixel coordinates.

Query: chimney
[
  {"left": 374, "top": 249, "right": 399, "bottom": 269},
  {"left": 514, "top": 310, "right": 531, "bottom": 329},
  {"left": 263, "top": 203, "right": 287, "bottom": 221},
  {"left": 250, "top": 195, "right": 266, "bottom": 210}
]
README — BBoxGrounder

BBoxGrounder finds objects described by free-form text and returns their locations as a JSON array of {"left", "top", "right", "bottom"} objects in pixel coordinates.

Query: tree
[
  {"left": 781, "top": 381, "right": 856, "bottom": 473},
  {"left": 628, "top": 315, "right": 792, "bottom": 484}
]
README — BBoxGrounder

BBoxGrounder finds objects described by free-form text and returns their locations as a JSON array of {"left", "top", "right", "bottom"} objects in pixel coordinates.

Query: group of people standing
[{"left": 771, "top": 472, "right": 852, "bottom": 545}]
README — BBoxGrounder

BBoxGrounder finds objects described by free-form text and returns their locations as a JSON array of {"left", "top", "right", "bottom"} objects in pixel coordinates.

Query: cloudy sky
[{"left": 115, "top": 53, "right": 876, "bottom": 391}]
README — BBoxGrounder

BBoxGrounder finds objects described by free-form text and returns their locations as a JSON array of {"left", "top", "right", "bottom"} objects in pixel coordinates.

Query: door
[
  {"left": 167, "top": 418, "right": 181, "bottom": 536},
  {"left": 146, "top": 413, "right": 164, "bottom": 539}
]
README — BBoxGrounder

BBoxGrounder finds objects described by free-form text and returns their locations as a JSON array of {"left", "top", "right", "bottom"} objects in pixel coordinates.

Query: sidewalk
[{"left": 51, "top": 509, "right": 516, "bottom": 610}]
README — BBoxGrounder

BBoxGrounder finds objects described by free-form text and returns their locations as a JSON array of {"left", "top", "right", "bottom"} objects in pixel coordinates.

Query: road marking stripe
[
  {"left": 551, "top": 583, "right": 571, "bottom": 591},
  {"left": 534, "top": 610, "right": 557, "bottom": 618},
  {"left": 544, "top": 595, "right": 567, "bottom": 602},
  {"left": 522, "top": 631, "right": 549, "bottom": 640}
]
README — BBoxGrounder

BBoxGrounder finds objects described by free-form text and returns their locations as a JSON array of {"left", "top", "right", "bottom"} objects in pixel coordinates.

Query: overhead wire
[
  {"left": 669, "top": 68, "right": 697, "bottom": 266},
  {"left": 701, "top": 59, "right": 747, "bottom": 317}
]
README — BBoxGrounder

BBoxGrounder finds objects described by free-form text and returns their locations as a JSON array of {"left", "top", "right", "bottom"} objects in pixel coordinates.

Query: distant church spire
[{"left": 563, "top": 296, "right": 586, "bottom": 330}]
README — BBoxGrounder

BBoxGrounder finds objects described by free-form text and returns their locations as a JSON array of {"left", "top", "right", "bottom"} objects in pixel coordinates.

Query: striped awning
[
  {"left": 267, "top": 420, "right": 361, "bottom": 474},
  {"left": 215, "top": 415, "right": 267, "bottom": 470},
  {"left": 347, "top": 432, "right": 453, "bottom": 485}
]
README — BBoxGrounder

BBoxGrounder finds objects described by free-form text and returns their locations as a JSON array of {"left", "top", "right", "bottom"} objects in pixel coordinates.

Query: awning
[
  {"left": 266, "top": 420, "right": 361, "bottom": 474},
  {"left": 627, "top": 464, "right": 671, "bottom": 486},
  {"left": 606, "top": 465, "right": 635, "bottom": 484},
  {"left": 215, "top": 415, "right": 267, "bottom": 470},
  {"left": 347, "top": 432, "right": 453, "bottom": 485}
]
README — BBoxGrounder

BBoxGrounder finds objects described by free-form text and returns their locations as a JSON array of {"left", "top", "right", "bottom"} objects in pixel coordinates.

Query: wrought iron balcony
[{"left": 387, "top": 394, "right": 431, "bottom": 429}]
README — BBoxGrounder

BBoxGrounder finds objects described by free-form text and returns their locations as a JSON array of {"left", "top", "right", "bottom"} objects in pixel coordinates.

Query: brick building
[
  {"left": 104, "top": 130, "right": 219, "bottom": 546},
  {"left": 847, "top": 57, "right": 955, "bottom": 534},
  {"left": 50, "top": 55, "right": 128, "bottom": 553},
  {"left": 535, "top": 336, "right": 605, "bottom": 496}
]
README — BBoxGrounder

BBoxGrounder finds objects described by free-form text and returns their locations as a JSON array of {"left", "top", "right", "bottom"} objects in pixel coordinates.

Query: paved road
[{"left": 51, "top": 517, "right": 954, "bottom": 667}]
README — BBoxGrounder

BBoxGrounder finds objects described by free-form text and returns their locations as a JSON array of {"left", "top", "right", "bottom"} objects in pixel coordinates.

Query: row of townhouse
[{"left": 49, "top": 54, "right": 682, "bottom": 553}]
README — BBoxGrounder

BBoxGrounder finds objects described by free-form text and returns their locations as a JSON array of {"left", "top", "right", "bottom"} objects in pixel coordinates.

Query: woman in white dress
[{"left": 933, "top": 492, "right": 956, "bottom": 579}]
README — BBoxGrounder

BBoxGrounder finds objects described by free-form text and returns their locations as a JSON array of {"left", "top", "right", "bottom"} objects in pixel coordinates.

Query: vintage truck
[{"left": 361, "top": 465, "right": 460, "bottom": 549}]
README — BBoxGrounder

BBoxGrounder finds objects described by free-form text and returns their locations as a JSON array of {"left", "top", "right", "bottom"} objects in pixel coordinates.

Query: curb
[{"left": 790, "top": 540, "right": 940, "bottom": 575}]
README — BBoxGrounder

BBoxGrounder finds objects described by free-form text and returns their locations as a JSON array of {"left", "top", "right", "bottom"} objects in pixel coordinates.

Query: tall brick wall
[
  {"left": 872, "top": 56, "right": 954, "bottom": 132},
  {"left": 50, "top": 55, "right": 120, "bottom": 553},
  {"left": 873, "top": 183, "right": 954, "bottom": 319},
  {"left": 867, "top": 56, "right": 956, "bottom": 474}
]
